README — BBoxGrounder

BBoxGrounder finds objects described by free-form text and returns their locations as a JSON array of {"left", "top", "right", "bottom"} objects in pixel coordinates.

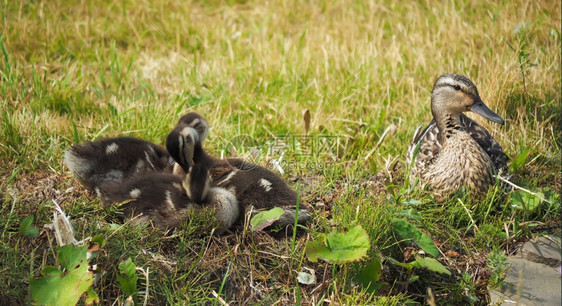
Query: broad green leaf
[
  {"left": 306, "top": 225, "right": 370, "bottom": 264},
  {"left": 108, "top": 223, "right": 122, "bottom": 231},
  {"left": 58, "top": 244, "right": 88, "bottom": 270},
  {"left": 394, "top": 209, "right": 422, "bottom": 221},
  {"left": 297, "top": 272, "right": 315, "bottom": 285},
  {"left": 510, "top": 148, "right": 531, "bottom": 172},
  {"left": 510, "top": 190, "right": 543, "bottom": 211},
  {"left": 91, "top": 235, "right": 107, "bottom": 248},
  {"left": 355, "top": 257, "right": 384, "bottom": 292},
  {"left": 19, "top": 216, "right": 33, "bottom": 232},
  {"left": 414, "top": 256, "right": 451, "bottom": 275},
  {"left": 400, "top": 199, "right": 422, "bottom": 206},
  {"left": 250, "top": 207, "right": 284, "bottom": 231},
  {"left": 30, "top": 245, "right": 93, "bottom": 306},
  {"left": 85, "top": 288, "right": 100, "bottom": 304},
  {"left": 18, "top": 215, "right": 39, "bottom": 238},
  {"left": 118, "top": 258, "right": 138, "bottom": 297},
  {"left": 392, "top": 218, "right": 439, "bottom": 257}
]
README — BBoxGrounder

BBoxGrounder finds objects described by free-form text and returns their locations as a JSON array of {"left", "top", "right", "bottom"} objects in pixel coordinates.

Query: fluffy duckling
[
  {"left": 407, "top": 74, "right": 508, "bottom": 199},
  {"left": 98, "top": 163, "right": 239, "bottom": 230},
  {"left": 64, "top": 137, "right": 173, "bottom": 191},
  {"left": 166, "top": 112, "right": 310, "bottom": 227}
]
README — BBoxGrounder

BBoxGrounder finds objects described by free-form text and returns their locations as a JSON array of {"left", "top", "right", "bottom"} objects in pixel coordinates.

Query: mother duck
[{"left": 407, "top": 73, "right": 509, "bottom": 200}]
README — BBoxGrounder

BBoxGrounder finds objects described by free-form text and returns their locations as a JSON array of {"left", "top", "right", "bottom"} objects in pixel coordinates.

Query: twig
[
  {"left": 364, "top": 124, "right": 396, "bottom": 161},
  {"left": 457, "top": 199, "right": 478, "bottom": 232},
  {"left": 496, "top": 174, "right": 553, "bottom": 204},
  {"left": 211, "top": 290, "right": 229, "bottom": 306},
  {"left": 107, "top": 213, "right": 144, "bottom": 239},
  {"left": 257, "top": 251, "right": 291, "bottom": 259},
  {"left": 136, "top": 267, "right": 150, "bottom": 306}
]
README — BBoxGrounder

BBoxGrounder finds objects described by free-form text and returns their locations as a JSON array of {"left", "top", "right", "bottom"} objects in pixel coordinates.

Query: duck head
[
  {"left": 177, "top": 112, "right": 209, "bottom": 142},
  {"left": 166, "top": 112, "right": 211, "bottom": 172},
  {"left": 431, "top": 74, "right": 504, "bottom": 127},
  {"left": 166, "top": 122, "right": 199, "bottom": 172}
]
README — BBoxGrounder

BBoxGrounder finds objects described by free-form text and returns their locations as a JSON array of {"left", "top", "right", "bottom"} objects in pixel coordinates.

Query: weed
[{"left": 487, "top": 249, "right": 509, "bottom": 290}]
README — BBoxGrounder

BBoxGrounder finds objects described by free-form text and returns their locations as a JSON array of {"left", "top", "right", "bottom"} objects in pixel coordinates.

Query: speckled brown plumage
[
  {"left": 407, "top": 74, "right": 508, "bottom": 200},
  {"left": 97, "top": 167, "right": 239, "bottom": 230},
  {"left": 64, "top": 137, "right": 174, "bottom": 191},
  {"left": 65, "top": 135, "right": 239, "bottom": 229},
  {"left": 166, "top": 112, "right": 310, "bottom": 227}
]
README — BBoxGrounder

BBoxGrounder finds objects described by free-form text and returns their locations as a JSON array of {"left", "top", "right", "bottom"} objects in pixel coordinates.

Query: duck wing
[
  {"left": 407, "top": 116, "right": 509, "bottom": 175},
  {"left": 407, "top": 119, "right": 441, "bottom": 172}
]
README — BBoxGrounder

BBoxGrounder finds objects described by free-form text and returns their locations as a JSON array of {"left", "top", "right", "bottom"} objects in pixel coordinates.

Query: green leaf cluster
[
  {"left": 306, "top": 225, "right": 370, "bottom": 264},
  {"left": 30, "top": 244, "right": 98, "bottom": 305}
]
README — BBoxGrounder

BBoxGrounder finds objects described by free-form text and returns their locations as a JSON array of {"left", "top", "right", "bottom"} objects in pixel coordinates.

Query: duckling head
[
  {"left": 177, "top": 112, "right": 210, "bottom": 142},
  {"left": 431, "top": 74, "right": 504, "bottom": 126},
  {"left": 166, "top": 122, "right": 200, "bottom": 172}
]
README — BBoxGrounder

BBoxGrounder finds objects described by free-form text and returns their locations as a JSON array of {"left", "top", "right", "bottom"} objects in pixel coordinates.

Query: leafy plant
[
  {"left": 510, "top": 186, "right": 558, "bottom": 213},
  {"left": 355, "top": 257, "right": 387, "bottom": 293},
  {"left": 30, "top": 244, "right": 98, "bottom": 305},
  {"left": 508, "top": 21, "right": 536, "bottom": 102},
  {"left": 460, "top": 272, "right": 479, "bottom": 304},
  {"left": 388, "top": 255, "right": 450, "bottom": 276},
  {"left": 487, "top": 249, "right": 509, "bottom": 289},
  {"left": 411, "top": 256, "right": 450, "bottom": 275},
  {"left": 510, "top": 190, "right": 543, "bottom": 211},
  {"left": 18, "top": 215, "right": 39, "bottom": 238},
  {"left": 392, "top": 217, "right": 439, "bottom": 257},
  {"left": 510, "top": 148, "right": 531, "bottom": 173},
  {"left": 306, "top": 224, "right": 370, "bottom": 264},
  {"left": 117, "top": 257, "right": 139, "bottom": 302},
  {"left": 250, "top": 207, "right": 284, "bottom": 231}
]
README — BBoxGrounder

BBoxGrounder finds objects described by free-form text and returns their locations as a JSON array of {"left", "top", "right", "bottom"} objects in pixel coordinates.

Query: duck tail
[{"left": 208, "top": 187, "right": 240, "bottom": 229}]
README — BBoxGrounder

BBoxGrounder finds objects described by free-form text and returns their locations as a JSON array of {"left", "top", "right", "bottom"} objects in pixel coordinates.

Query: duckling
[
  {"left": 406, "top": 74, "right": 508, "bottom": 199},
  {"left": 98, "top": 163, "right": 239, "bottom": 230},
  {"left": 64, "top": 137, "right": 174, "bottom": 192},
  {"left": 166, "top": 113, "right": 310, "bottom": 228}
]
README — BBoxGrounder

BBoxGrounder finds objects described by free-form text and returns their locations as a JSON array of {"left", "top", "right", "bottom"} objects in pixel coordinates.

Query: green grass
[{"left": 1, "top": 0, "right": 560, "bottom": 304}]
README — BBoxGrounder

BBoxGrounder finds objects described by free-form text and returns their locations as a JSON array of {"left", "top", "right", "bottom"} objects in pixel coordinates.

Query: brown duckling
[
  {"left": 64, "top": 137, "right": 174, "bottom": 191},
  {"left": 166, "top": 112, "right": 310, "bottom": 228},
  {"left": 98, "top": 163, "right": 239, "bottom": 230}
]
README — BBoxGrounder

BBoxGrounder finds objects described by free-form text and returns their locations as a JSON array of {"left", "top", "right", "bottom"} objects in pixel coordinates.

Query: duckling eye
[
  {"left": 194, "top": 124, "right": 204, "bottom": 133},
  {"left": 453, "top": 85, "right": 461, "bottom": 91}
]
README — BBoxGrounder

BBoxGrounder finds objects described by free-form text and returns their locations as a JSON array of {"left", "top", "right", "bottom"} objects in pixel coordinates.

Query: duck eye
[{"left": 453, "top": 85, "right": 461, "bottom": 91}]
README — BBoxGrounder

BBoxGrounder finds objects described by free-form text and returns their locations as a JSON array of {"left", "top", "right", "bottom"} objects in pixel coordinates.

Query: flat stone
[
  {"left": 489, "top": 256, "right": 561, "bottom": 305},
  {"left": 518, "top": 236, "right": 561, "bottom": 268}
]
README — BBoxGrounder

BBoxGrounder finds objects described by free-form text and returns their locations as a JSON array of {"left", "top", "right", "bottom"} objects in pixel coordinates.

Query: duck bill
[{"left": 470, "top": 98, "right": 505, "bottom": 125}]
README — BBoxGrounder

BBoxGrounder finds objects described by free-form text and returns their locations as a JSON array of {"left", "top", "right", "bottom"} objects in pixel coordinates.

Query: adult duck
[{"left": 406, "top": 74, "right": 508, "bottom": 200}]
